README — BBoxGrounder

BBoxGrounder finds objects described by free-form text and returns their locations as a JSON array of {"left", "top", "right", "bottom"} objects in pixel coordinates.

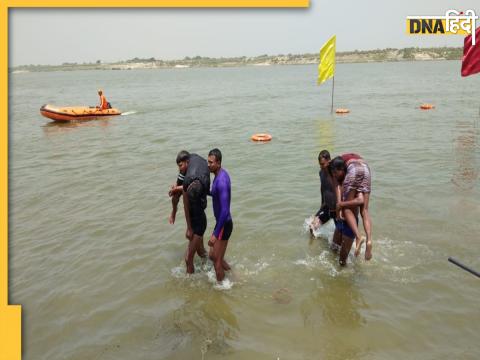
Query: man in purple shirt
[{"left": 207, "top": 148, "right": 233, "bottom": 282}]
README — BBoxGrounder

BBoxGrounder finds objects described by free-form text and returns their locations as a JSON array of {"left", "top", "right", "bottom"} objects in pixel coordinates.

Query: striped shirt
[{"left": 176, "top": 172, "right": 185, "bottom": 186}]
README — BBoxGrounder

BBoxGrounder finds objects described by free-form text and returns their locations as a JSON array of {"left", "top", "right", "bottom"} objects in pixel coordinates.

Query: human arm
[
  {"left": 169, "top": 193, "right": 181, "bottom": 224},
  {"left": 208, "top": 233, "right": 217, "bottom": 247},
  {"left": 168, "top": 184, "right": 184, "bottom": 197},
  {"left": 337, "top": 192, "right": 364, "bottom": 211},
  {"left": 210, "top": 178, "right": 230, "bottom": 244},
  {"left": 332, "top": 176, "right": 342, "bottom": 219},
  {"left": 319, "top": 170, "right": 325, "bottom": 207},
  {"left": 182, "top": 189, "right": 193, "bottom": 240}
]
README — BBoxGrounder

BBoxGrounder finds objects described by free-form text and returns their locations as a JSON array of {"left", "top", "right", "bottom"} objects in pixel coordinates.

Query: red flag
[{"left": 461, "top": 26, "right": 480, "bottom": 77}]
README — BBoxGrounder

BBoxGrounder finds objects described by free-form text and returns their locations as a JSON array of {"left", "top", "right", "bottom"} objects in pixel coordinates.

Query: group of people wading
[
  {"left": 169, "top": 149, "right": 233, "bottom": 282},
  {"left": 168, "top": 148, "right": 372, "bottom": 283}
]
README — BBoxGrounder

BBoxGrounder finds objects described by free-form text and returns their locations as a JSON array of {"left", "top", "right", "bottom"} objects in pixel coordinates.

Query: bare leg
[
  {"left": 360, "top": 193, "right": 372, "bottom": 260},
  {"left": 331, "top": 228, "right": 342, "bottom": 253},
  {"left": 209, "top": 246, "right": 230, "bottom": 271},
  {"left": 196, "top": 241, "right": 207, "bottom": 259},
  {"left": 339, "top": 235, "right": 354, "bottom": 266},
  {"left": 185, "top": 234, "right": 203, "bottom": 274},
  {"left": 185, "top": 239, "right": 196, "bottom": 274},
  {"left": 212, "top": 239, "right": 229, "bottom": 282},
  {"left": 343, "top": 190, "right": 363, "bottom": 255},
  {"left": 220, "top": 241, "right": 230, "bottom": 272}
]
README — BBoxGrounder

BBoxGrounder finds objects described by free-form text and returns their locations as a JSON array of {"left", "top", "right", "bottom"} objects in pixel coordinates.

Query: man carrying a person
[
  {"left": 176, "top": 150, "right": 210, "bottom": 274},
  {"left": 330, "top": 154, "right": 373, "bottom": 263}
]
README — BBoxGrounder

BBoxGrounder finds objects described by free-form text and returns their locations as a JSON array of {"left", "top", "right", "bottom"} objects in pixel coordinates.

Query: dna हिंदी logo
[{"left": 406, "top": 9, "right": 478, "bottom": 45}]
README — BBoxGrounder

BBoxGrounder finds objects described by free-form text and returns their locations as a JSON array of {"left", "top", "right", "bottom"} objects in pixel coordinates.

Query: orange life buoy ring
[
  {"left": 251, "top": 133, "right": 272, "bottom": 142},
  {"left": 335, "top": 108, "right": 350, "bottom": 114},
  {"left": 420, "top": 103, "right": 434, "bottom": 110}
]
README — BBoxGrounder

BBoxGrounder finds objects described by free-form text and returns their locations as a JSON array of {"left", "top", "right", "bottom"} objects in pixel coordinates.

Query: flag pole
[
  {"left": 330, "top": 76, "right": 335, "bottom": 114},
  {"left": 448, "top": 257, "right": 480, "bottom": 278}
]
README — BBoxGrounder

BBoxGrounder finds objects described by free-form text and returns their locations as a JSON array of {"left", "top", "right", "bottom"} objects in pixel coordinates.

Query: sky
[{"left": 9, "top": 0, "right": 480, "bottom": 66}]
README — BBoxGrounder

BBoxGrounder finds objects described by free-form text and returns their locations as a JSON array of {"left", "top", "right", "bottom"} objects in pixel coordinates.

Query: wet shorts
[
  {"left": 190, "top": 212, "right": 207, "bottom": 237},
  {"left": 217, "top": 220, "right": 233, "bottom": 241},
  {"left": 343, "top": 161, "right": 371, "bottom": 199},
  {"left": 334, "top": 218, "right": 358, "bottom": 240},
  {"left": 187, "top": 180, "right": 207, "bottom": 236}
]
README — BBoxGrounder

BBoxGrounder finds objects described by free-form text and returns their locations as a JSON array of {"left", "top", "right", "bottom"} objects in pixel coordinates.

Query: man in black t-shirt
[
  {"left": 311, "top": 150, "right": 337, "bottom": 231},
  {"left": 176, "top": 150, "right": 210, "bottom": 274}
]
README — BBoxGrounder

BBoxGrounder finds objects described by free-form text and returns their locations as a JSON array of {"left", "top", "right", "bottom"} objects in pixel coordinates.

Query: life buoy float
[
  {"left": 251, "top": 133, "right": 272, "bottom": 142},
  {"left": 335, "top": 108, "right": 350, "bottom": 114},
  {"left": 420, "top": 104, "right": 434, "bottom": 110}
]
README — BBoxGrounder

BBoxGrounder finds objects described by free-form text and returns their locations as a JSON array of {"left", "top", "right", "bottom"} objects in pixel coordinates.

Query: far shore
[{"left": 10, "top": 47, "right": 463, "bottom": 73}]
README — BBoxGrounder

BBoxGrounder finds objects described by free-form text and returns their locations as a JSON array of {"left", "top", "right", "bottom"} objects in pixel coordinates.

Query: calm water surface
[{"left": 9, "top": 61, "right": 480, "bottom": 359}]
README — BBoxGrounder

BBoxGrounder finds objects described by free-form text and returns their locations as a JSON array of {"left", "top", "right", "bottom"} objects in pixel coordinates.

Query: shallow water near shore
[{"left": 9, "top": 61, "right": 480, "bottom": 359}]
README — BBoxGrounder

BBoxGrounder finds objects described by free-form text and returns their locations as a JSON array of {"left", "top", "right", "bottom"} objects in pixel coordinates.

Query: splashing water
[
  {"left": 213, "top": 277, "right": 234, "bottom": 291},
  {"left": 303, "top": 216, "right": 336, "bottom": 241},
  {"left": 235, "top": 261, "right": 270, "bottom": 277},
  {"left": 171, "top": 260, "right": 235, "bottom": 290}
]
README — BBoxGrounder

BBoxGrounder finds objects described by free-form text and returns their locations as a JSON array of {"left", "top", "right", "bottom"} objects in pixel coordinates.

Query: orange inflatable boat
[{"left": 40, "top": 104, "right": 121, "bottom": 122}]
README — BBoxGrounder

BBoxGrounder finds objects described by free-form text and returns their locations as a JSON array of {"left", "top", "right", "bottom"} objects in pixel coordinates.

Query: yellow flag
[{"left": 317, "top": 35, "right": 336, "bottom": 85}]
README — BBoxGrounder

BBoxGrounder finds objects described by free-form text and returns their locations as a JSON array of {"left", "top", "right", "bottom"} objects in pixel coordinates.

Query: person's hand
[
  {"left": 169, "top": 213, "right": 175, "bottom": 224},
  {"left": 208, "top": 234, "right": 217, "bottom": 247},
  {"left": 185, "top": 228, "right": 193, "bottom": 241},
  {"left": 336, "top": 201, "right": 343, "bottom": 212},
  {"left": 168, "top": 184, "right": 176, "bottom": 197}
]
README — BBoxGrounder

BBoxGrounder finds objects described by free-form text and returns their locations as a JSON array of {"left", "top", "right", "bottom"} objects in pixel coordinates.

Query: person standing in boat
[{"left": 97, "top": 89, "right": 111, "bottom": 110}]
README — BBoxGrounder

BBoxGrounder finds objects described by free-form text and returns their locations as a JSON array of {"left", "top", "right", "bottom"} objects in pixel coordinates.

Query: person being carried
[
  {"left": 331, "top": 154, "right": 373, "bottom": 261},
  {"left": 207, "top": 148, "right": 233, "bottom": 282},
  {"left": 311, "top": 150, "right": 336, "bottom": 233},
  {"left": 168, "top": 171, "right": 185, "bottom": 225},
  {"left": 176, "top": 150, "right": 210, "bottom": 274},
  {"left": 96, "top": 89, "right": 111, "bottom": 110}
]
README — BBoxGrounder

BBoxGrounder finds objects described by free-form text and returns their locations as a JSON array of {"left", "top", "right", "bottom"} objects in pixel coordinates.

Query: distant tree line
[{"left": 10, "top": 47, "right": 464, "bottom": 72}]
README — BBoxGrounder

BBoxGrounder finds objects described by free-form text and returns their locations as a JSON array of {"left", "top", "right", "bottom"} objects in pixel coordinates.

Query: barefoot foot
[
  {"left": 354, "top": 236, "right": 366, "bottom": 257},
  {"left": 222, "top": 260, "right": 231, "bottom": 271},
  {"left": 365, "top": 239, "right": 373, "bottom": 260}
]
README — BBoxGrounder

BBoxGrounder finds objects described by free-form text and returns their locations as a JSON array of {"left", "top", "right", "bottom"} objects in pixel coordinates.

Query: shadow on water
[
  {"left": 300, "top": 274, "right": 369, "bottom": 359},
  {"left": 159, "top": 286, "right": 239, "bottom": 359},
  {"left": 451, "top": 118, "right": 479, "bottom": 191},
  {"left": 41, "top": 119, "right": 112, "bottom": 136}
]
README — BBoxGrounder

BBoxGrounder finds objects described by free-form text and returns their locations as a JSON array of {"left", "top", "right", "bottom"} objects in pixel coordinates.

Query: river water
[{"left": 9, "top": 61, "right": 480, "bottom": 359}]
